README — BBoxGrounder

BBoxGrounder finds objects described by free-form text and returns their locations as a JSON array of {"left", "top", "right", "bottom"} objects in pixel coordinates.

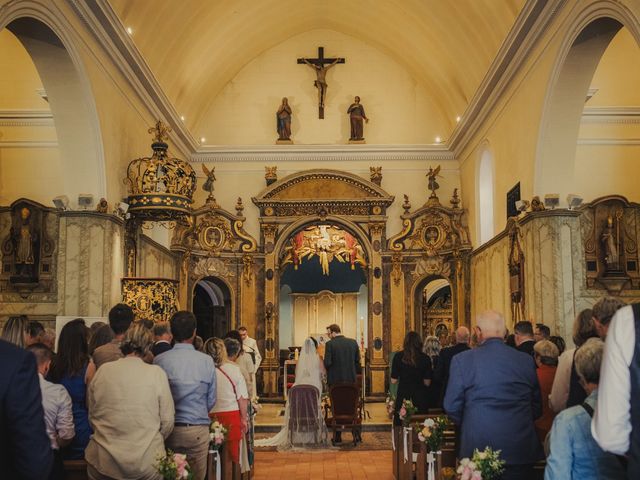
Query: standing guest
[
  {"left": 592, "top": 296, "right": 626, "bottom": 340},
  {"left": 423, "top": 335, "right": 442, "bottom": 408},
  {"left": 48, "top": 318, "right": 95, "bottom": 460},
  {"left": 514, "top": 321, "right": 536, "bottom": 357},
  {"left": 193, "top": 335, "right": 204, "bottom": 352},
  {"left": 205, "top": 338, "right": 249, "bottom": 465},
  {"left": 151, "top": 321, "right": 173, "bottom": 357},
  {"left": 534, "top": 323, "right": 551, "bottom": 342},
  {"left": 28, "top": 343, "right": 75, "bottom": 480},
  {"left": 548, "top": 336, "right": 566, "bottom": 356},
  {"left": 239, "top": 326, "right": 262, "bottom": 371},
  {"left": 324, "top": 323, "right": 360, "bottom": 442},
  {"left": 225, "top": 330, "right": 255, "bottom": 400},
  {"left": 42, "top": 328, "right": 56, "bottom": 351},
  {"left": 533, "top": 340, "right": 559, "bottom": 443},
  {"left": 1, "top": 314, "right": 28, "bottom": 347},
  {"left": 391, "top": 331, "right": 432, "bottom": 425},
  {"left": 154, "top": 311, "right": 216, "bottom": 480},
  {"left": 88, "top": 325, "right": 114, "bottom": 357},
  {"left": 26, "top": 320, "right": 45, "bottom": 346},
  {"left": 86, "top": 324, "right": 174, "bottom": 480},
  {"left": 549, "top": 309, "right": 598, "bottom": 412},
  {"left": 434, "top": 326, "right": 470, "bottom": 402},
  {"left": 505, "top": 333, "right": 517, "bottom": 348},
  {"left": 592, "top": 303, "right": 640, "bottom": 479},
  {"left": 546, "top": 338, "right": 624, "bottom": 479},
  {"left": 445, "top": 311, "right": 542, "bottom": 480},
  {"left": 93, "top": 303, "right": 133, "bottom": 369},
  {"left": 0, "top": 339, "right": 53, "bottom": 478}
]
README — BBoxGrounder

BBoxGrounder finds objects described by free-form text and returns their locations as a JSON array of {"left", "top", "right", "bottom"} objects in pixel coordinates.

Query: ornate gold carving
[
  {"left": 234, "top": 220, "right": 257, "bottom": 252},
  {"left": 121, "top": 278, "right": 179, "bottom": 323},
  {"left": 202, "top": 164, "right": 218, "bottom": 207},
  {"left": 125, "top": 122, "right": 196, "bottom": 222},
  {"left": 262, "top": 223, "right": 279, "bottom": 239},
  {"left": 235, "top": 197, "right": 244, "bottom": 216},
  {"left": 426, "top": 165, "right": 441, "bottom": 201},
  {"left": 403, "top": 194, "right": 411, "bottom": 214},
  {"left": 389, "top": 219, "right": 412, "bottom": 251},
  {"left": 369, "top": 166, "right": 382, "bottom": 186},
  {"left": 260, "top": 172, "right": 384, "bottom": 199},
  {"left": 281, "top": 224, "right": 367, "bottom": 275},
  {"left": 242, "top": 254, "right": 254, "bottom": 285},
  {"left": 148, "top": 120, "right": 171, "bottom": 143},
  {"left": 450, "top": 188, "right": 461, "bottom": 209},
  {"left": 413, "top": 254, "right": 451, "bottom": 279},
  {"left": 191, "top": 257, "right": 235, "bottom": 281},
  {"left": 391, "top": 252, "right": 403, "bottom": 286},
  {"left": 368, "top": 222, "right": 384, "bottom": 237},
  {"left": 265, "top": 166, "right": 278, "bottom": 186},
  {"left": 195, "top": 216, "right": 234, "bottom": 254}
]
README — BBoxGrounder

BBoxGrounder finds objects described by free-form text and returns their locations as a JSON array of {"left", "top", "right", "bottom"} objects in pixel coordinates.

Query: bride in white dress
[{"left": 255, "top": 337, "right": 329, "bottom": 450}]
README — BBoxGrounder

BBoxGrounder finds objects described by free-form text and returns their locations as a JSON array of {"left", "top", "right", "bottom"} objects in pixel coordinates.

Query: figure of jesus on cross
[{"left": 297, "top": 47, "right": 345, "bottom": 119}]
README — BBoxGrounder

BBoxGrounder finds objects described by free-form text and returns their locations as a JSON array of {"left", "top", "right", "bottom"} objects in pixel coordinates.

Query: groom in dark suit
[{"left": 323, "top": 323, "right": 360, "bottom": 442}]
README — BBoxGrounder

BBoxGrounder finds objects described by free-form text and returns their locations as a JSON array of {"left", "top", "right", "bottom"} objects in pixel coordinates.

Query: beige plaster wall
[{"left": 196, "top": 29, "right": 448, "bottom": 146}]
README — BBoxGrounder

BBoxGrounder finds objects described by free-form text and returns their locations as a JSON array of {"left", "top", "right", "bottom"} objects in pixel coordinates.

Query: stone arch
[
  {"left": 535, "top": 2, "right": 640, "bottom": 200},
  {"left": 0, "top": 6, "right": 106, "bottom": 200}
]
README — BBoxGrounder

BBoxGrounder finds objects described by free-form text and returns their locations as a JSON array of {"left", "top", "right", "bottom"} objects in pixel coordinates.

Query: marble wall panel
[{"left": 138, "top": 235, "right": 178, "bottom": 280}]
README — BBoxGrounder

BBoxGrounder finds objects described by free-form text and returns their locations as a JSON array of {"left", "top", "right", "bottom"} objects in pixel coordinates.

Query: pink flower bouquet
[{"left": 156, "top": 450, "right": 194, "bottom": 480}]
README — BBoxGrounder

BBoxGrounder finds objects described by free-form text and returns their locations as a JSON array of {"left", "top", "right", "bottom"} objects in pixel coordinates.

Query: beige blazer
[{"left": 86, "top": 356, "right": 175, "bottom": 479}]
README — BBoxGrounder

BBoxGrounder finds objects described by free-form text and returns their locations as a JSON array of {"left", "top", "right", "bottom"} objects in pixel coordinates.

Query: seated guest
[
  {"left": 26, "top": 320, "right": 45, "bottom": 346},
  {"left": 391, "top": 331, "right": 432, "bottom": 425},
  {"left": 533, "top": 340, "right": 559, "bottom": 443},
  {"left": 93, "top": 303, "right": 133, "bottom": 369},
  {"left": 86, "top": 323, "right": 174, "bottom": 480},
  {"left": 514, "top": 320, "right": 536, "bottom": 357},
  {"left": 434, "top": 326, "right": 470, "bottom": 403},
  {"left": 545, "top": 338, "right": 624, "bottom": 479},
  {"left": 88, "top": 324, "right": 114, "bottom": 357},
  {"left": 592, "top": 296, "right": 626, "bottom": 340},
  {"left": 534, "top": 323, "right": 551, "bottom": 342},
  {"left": 445, "top": 311, "right": 542, "bottom": 480},
  {"left": 1, "top": 315, "right": 28, "bottom": 348},
  {"left": 151, "top": 321, "right": 173, "bottom": 357},
  {"left": 28, "top": 343, "right": 75, "bottom": 480},
  {"left": 205, "top": 338, "right": 249, "bottom": 465},
  {"left": 0, "top": 339, "right": 53, "bottom": 478},
  {"left": 48, "top": 319, "right": 95, "bottom": 460},
  {"left": 423, "top": 335, "right": 442, "bottom": 408},
  {"left": 154, "top": 311, "right": 216, "bottom": 480}
]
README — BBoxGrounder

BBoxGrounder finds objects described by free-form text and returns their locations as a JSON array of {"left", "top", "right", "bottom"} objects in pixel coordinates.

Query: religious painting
[
  {"left": 424, "top": 226, "right": 441, "bottom": 247},
  {"left": 280, "top": 224, "right": 367, "bottom": 275}
]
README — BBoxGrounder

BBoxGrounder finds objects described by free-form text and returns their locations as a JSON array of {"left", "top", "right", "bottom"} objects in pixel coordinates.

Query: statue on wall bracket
[{"left": 276, "top": 98, "right": 292, "bottom": 144}]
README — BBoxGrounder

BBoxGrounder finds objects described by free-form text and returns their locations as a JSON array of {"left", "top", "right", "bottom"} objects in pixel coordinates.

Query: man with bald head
[
  {"left": 433, "top": 326, "right": 470, "bottom": 403},
  {"left": 444, "top": 311, "right": 542, "bottom": 480}
]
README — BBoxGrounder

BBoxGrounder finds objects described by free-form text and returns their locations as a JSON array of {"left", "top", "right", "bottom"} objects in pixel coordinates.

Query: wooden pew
[
  {"left": 220, "top": 443, "right": 242, "bottom": 480},
  {"left": 63, "top": 459, "right": 88, "bottom": 480}
]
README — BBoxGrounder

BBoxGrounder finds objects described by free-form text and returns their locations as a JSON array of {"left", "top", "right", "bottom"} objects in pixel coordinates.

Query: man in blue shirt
[{"left": 154, "top": 311, "right": 216, "bottom": 480}]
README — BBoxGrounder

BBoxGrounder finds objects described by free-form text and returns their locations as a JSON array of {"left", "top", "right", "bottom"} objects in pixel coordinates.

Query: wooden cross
[{"left": 297, "top": 46, "right": 345, "bottom": 119}]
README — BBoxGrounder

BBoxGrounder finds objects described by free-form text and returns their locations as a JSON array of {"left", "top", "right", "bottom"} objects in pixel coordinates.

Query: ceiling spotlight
[
  {"left": 126, "top": 27, "right": 133, "bottom": 35},
  {"left": 456, "top": 116, "right": 461, "bottom": 123},
  {"left": 435, "top": 136, "right": 442, "bottom": 144},
  {"left": 78, "top": 194, "right": 94, "bottom": 210},
  {"left": 567, "top": 194, "right": 583, "bottom": 210},
  {"left": 544, "top": 194, "right": 560, "bottom": 210},
  {"left": 52, "top": 195, "right": 69, "bottom": 211},
  {"left": 180, "top": 115, "right": 185, "bottom": 121},
  {"left": 200, "top": 137, "right": 206, "bottom": 143}
]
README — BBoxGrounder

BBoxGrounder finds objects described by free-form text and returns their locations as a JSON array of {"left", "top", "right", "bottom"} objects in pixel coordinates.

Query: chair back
[
  {"left": 329, "top": 383, "right": 360, "bottom": 424},
  {"left": 288, "top": 384, "right": 320, "bottom": 427}
]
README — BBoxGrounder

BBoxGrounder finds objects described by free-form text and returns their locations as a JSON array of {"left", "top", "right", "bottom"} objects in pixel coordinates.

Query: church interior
[{"left": 2, "top": 0, "right": 640, "bottom": 478}]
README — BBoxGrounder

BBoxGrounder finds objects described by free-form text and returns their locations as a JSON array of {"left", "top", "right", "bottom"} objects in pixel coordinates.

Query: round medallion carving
[
  {"left": 373, "top": 267, "right": 382, "bottom": 279},
  {"left": 373, "top": 337, "right": 383, "bottom": 350},
  {"left": 372, "top": 206, "right": 382, "bottom": 215},
  {"left": 265, "top": 242, "right": 274, "bottom": 253},
  {"left": 373, "top": 239, "right": 380, "bottom": 252},
  {"left": 266, "top": 269, "right": 274, "bottom": 280},
  {"left": 264, "top": 207, "right": 274, "bottom": 216},
  {"left": 372, "top": 301, "right": 382, "bottom": 315}
]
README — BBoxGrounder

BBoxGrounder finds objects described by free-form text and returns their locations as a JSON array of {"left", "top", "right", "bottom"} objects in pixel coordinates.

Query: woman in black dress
[{"left": 390, "top": 331, "right": 432, "bottom": 425}]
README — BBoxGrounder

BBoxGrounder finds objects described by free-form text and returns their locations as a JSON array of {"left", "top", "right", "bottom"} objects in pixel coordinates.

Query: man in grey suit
[{"left": 323, "top": 323, "right": 361, "bottom": 442}]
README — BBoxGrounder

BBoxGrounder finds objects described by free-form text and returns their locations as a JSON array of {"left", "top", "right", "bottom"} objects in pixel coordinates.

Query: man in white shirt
[
  {"left": 592, "top": 303, "right": 638, "bottom": 478},
  {"left": 28, "top": 343, "right": 75, "bottom": 480},
  {"left": 238, "top": 326, "right": 261, "bottom": 371}
]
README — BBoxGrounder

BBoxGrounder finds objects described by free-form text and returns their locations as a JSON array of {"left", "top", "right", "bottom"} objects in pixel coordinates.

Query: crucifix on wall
[{"left": 297, "top": 47, "right": 345, "bottom": 119}]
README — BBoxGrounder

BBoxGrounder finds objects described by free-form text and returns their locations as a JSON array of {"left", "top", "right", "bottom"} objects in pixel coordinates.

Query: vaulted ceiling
[{"left": 109, "top": 0, "right": 525, "bottom": 135}]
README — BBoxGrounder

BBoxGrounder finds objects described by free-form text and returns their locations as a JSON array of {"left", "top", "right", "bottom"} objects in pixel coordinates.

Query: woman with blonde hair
[
  {"left": 204, "top": 338, "right": 249, "bottom": 465},
  {"left": 423, "top": 335, "right": 443, "bottom": 408},
  {"left": 85, "top": 323, "right": 174, "bottom": 480},
  {"left": 1, "top": 315, "right": 28, "bottom": 348}
]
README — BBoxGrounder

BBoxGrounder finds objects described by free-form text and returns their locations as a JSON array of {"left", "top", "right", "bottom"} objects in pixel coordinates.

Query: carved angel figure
[
  {"left": 202, "top": 164, "right": 216, "bottom": 201},
  {"left": 427, "top": 165, "right": 441, "bottom": 197}
]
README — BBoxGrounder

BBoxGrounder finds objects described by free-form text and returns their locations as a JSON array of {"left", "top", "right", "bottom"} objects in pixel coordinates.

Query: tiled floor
[
  {"left": 252, "top": 450, "right": 394, "bottom": 480},
  {"left": 255, "top": 401, "right": 390, "bottom": 427}
]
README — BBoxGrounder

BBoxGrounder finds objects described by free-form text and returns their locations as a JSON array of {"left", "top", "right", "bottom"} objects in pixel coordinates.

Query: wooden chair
[
  {"left": 325, "top": 383, "right": 362, "bottom": 445},
  {"left": 287, "top": 384, "right": 321, "bottom": 446}
]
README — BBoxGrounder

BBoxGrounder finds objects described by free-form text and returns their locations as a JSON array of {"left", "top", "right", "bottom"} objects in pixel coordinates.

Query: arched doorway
[
  {"left": 414, "top": 275, "right": 453, "bottom": 343},
  {"left": 0, "top": 16, "right": 105, "bottom": 202},
  {"left": 192, "top": 276, "right": 232, "bottom": 340},
  {"left": 535, "top": 14, "right": 640, "bottom": 201}
]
